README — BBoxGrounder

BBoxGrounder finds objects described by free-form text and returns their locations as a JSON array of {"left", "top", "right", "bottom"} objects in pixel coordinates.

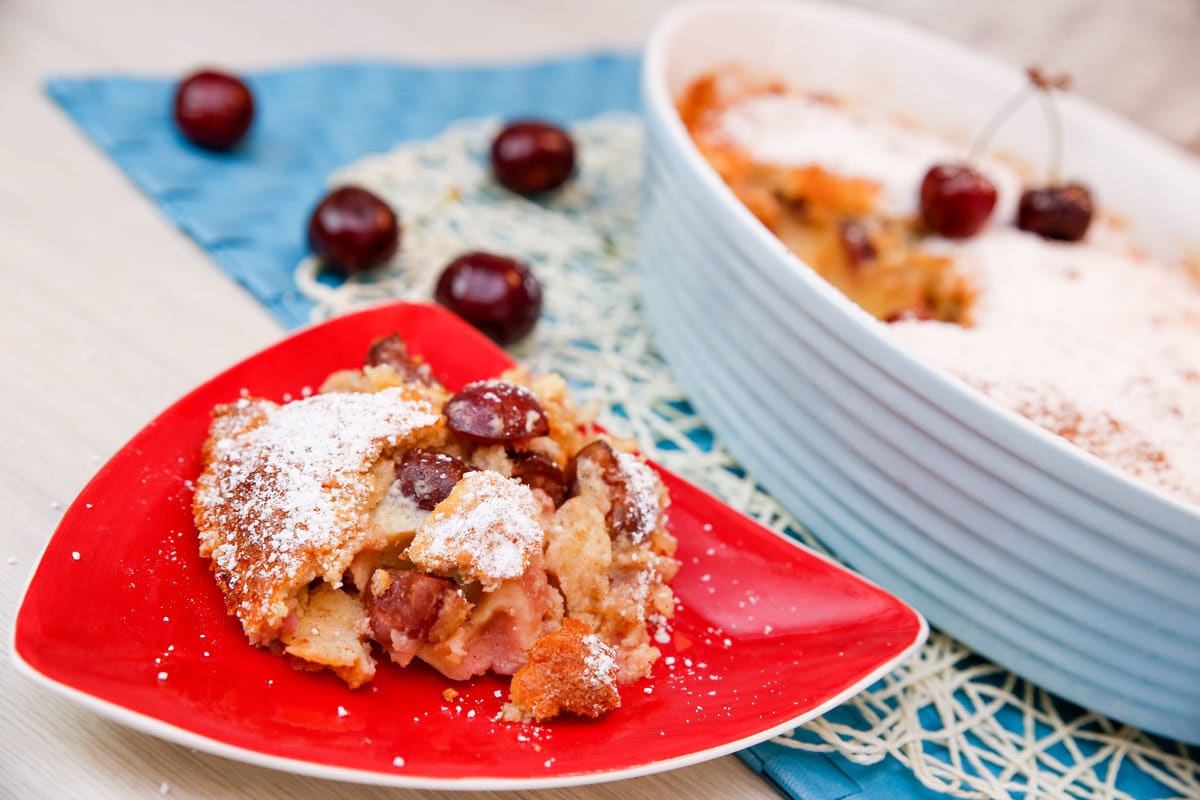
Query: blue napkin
[
  {"left": 47, "top": 56, "right": 1188, "bottom": 800},
  {"left": 49, "top": 56, "right": 641, "bottom": 328}
]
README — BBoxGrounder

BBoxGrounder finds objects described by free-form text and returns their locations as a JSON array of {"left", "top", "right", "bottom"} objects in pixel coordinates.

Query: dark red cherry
[
  {"left": 444, "top": 381, "right": 549, "bottom": 444},
  {"left": 919, "top": 163, "right": 998, "bottom": 238},
  {"left": 395, "top": 449, "right": 469, "bottom": 510},
  {"left": 434, "top": 251, "right": 542, "bottom": 345},
  {"left": 307, "top": 186, "right": 399, "bottom": 273},
  {"left": 1016, "top": 183, "right": 1094, "bottom": 242},
  {"left": 509, "top": 451, "right": 567, "bottom": 506},
  {"left": 173, "top": 70, "right": 255, "bottom": 151},
  {"left": 491, "top": 121, "right": 576, "bottom": 195}
]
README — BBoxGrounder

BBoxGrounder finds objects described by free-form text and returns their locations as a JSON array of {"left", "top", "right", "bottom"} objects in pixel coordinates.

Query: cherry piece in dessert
[
  {"left": 838, "top": 221, "right": 876, "bottom": 268},
  {"left": 509, "top": 451, "right": 568, "bottom": 506},
  {"left": 434, "top": 251, "right": 542, "bottom": 345},
  {"left": 173, "top": 69, "right": 255, "bottom": 151},
  {"left": 364, "top": 568, "right": 457, "bottom": 661},
  {"left": 1016, "top": 183, "right": 1094, "bottom": 242},
  {"left": 491, "top": 121, "right": 576, "bottom": 195},
  {"left": 919, "top": 163, "right": 998, "bottom": 238},
  {"left": 570, "top": 440, "right": 652, "bottom": 541},
  {"left": 307, "top": 186, "right": 400, "bottom": 273},
  {"left": 364, "top": 333, "right": 434, "bottom": 385},
  {"left": 444, "top": 380, "right": 549, "bottom": 444},
  {"left": 395, "top": 449, "right": 470, "bottom": 510}
]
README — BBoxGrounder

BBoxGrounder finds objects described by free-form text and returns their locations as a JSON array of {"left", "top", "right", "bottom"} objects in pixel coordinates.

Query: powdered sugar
[
  {"left": 715, "top": 93, "right": 1022, "bottom": 216},
  {"left": 615, "top": 452, "right": 661, "bottom": 544},
  {"left": 580, "top": 633, "right": 618, "bottom": 690},
  {"left": 194, "top": 389, "right": 439, "bottom": 634},
  {"left": 407, "top": 471, "right": 545, "bottom": 590},
  {"left": 716, "top": 91, "right": 1200, "bottom": 506},
  {"left": 888, "top": 226, "right": 1200, "bottom": 503}
]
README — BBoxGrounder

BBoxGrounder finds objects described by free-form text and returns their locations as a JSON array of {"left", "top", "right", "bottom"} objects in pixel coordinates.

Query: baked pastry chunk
[
  {"left": 193, "top": 333, "right": 678, "bottom": 717},
  {"left": 503, "top": 618, "right": 621, "bottom": 722}
]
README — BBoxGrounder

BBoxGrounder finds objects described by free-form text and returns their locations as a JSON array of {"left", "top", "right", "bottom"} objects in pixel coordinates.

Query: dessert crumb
[
  {"left": 71, "top": 551, "right": 80, "bottom": 561},
  {"left": 337, "top": 706, "right": 349, "bottom": 718},
  {"left": 156, "top": 671, "right": 168, "bottom": 681},
  {"left": 392, "top": 756, "right": 405, "bottom": 768},
  {"left": 442, "top": 688, "right": 459, "bottom": 702}
]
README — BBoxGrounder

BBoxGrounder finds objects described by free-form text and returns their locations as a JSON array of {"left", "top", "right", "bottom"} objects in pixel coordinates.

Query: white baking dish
[{"left": 638, "top": 0, "right": 1200, "bottom": 742}]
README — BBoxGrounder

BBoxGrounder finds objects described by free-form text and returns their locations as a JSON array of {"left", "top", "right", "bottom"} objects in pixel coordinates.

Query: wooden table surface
[{"left": 2, "top": 1, "right": 1197, "bottom": 797}]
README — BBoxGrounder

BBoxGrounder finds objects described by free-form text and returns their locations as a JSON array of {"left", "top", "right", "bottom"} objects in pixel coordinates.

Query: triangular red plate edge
[{"left": 11, "top": 300, "right": 928, "bottom": 790}]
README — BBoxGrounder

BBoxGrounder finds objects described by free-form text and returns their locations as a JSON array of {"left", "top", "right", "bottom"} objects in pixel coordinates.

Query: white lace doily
[{"left": 294, "top": 116, "right": 1199, "bottom": 800}]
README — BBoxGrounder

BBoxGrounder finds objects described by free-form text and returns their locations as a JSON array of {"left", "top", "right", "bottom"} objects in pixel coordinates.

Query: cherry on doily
[
  {"left": 434, "top": 251, "right": 542, "bottom": 345},
  {"left": 491, "top": 121, "right": 576, "bottom": 195}
]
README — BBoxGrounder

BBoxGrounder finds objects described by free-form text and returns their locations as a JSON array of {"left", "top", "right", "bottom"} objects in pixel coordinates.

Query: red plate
[{"left": 12, "top": 302, "right": 926, "bottom": 790}]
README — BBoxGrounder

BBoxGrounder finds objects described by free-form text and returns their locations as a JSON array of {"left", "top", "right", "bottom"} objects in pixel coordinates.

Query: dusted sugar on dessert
[
  {"left": 193, "top": 333, "right": 678, "bottom": 719},
  {"left": 681, "top": 69, "right": 1200, "bottom": 506}
]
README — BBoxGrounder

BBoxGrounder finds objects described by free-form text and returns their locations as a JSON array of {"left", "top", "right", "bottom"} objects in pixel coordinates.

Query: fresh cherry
[
  {"left": 1016, "top": 183, "right": 1094, "bottom": 242},
  {"left": 434, "top": 251, "right": 542, "bottom": 345},
  {"left": 395, "top": 449, "right": 469, "bottom": 510},
  {"left": 307, "top": 186, "right": 399, "bottom": 273},
  {"left": 491, "top": 121, "right": 576, "bottom": 195},
  {"left": 919, "top": 163, "right": 998, "bottom": 238},
  {"left": 509, "top": 451, "right": 567, "bottom": 506},
  {"left": 444, "top": 381, "right": 549, "bottom": 444},
  {"left": 173, "top": 69, "right": 255, "bottom": 151}
]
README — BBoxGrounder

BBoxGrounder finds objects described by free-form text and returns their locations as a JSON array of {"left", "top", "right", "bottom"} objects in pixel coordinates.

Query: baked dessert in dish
[
  {"left": 680, "top": 70, "right": 985, "bottom": 325},
  {"left": 193, "top": 333, "right": 678, "bottom": 720},
  {"left": 680, "top": 68, "right": 1200, "bottom": 507}
]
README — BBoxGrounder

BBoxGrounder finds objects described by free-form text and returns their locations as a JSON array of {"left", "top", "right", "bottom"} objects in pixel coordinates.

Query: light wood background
[{"left": 2, "top": 1, "right": 1197, "bottom": 798}]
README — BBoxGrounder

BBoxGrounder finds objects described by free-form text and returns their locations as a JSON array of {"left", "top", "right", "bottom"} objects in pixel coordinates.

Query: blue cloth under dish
[{"left": 47, "top": 56, "right": 1183, "bottom": 800}]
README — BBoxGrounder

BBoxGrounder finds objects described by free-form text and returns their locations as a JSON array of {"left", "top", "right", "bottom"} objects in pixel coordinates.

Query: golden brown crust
[
  {"left": 504, "top": 618, "right": 621, "bottom": 722},
  {"left": 193, "top": 390, "right": 441, "bottom": 644}
]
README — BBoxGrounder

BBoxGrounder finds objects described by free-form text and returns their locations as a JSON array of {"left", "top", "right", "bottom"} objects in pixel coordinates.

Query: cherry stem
[
  {"left": 966, "top": 66, "right": 1071, "bottom": 185},
  {"left": 966, "top": 83, "right": 1034, "bottom": 165},
  {"left": 1038, "top": 89, "right": 1064, "bottom": 185}
]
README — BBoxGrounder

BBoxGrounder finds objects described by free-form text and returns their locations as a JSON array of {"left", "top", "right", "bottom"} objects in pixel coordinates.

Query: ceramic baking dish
[{"left": 637, "top": 0, "right": 1200, "bottom": 742}]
